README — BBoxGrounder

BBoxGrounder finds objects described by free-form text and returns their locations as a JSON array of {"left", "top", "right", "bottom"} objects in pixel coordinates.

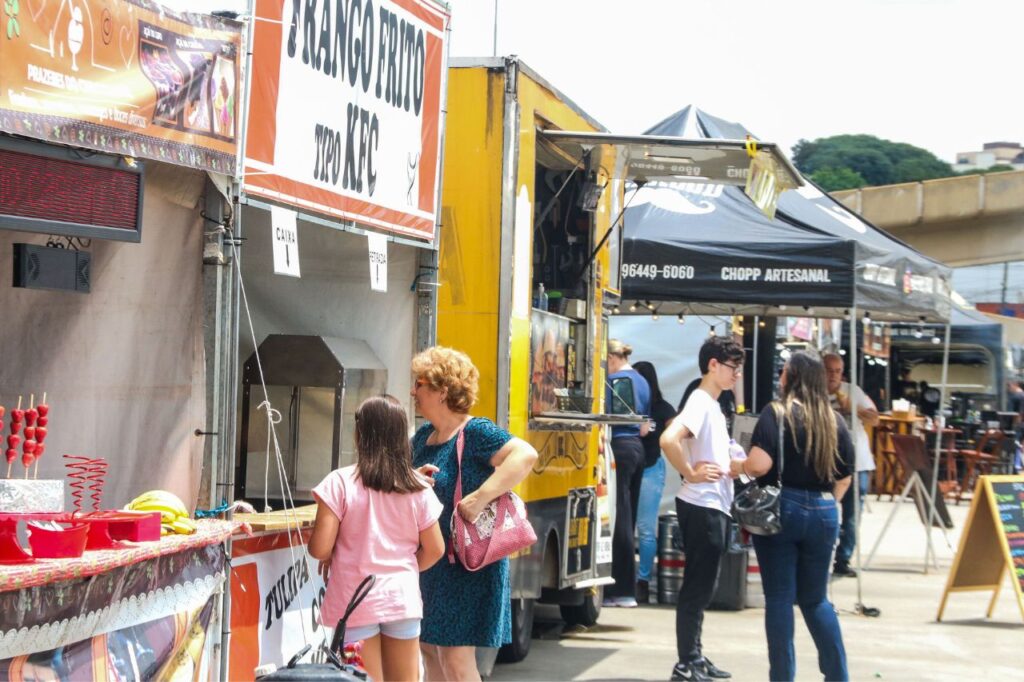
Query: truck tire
[
  {"left": 559, "top": 586, "right": 602, "bottom": 627},
  {"left": 496, "top": 598, "right": 534, "bottom": 663}
]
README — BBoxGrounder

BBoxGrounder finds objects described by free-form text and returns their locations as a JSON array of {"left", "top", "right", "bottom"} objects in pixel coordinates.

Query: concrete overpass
[{"left": 831, "top": 170, "right": 1024, "bottom": 268}]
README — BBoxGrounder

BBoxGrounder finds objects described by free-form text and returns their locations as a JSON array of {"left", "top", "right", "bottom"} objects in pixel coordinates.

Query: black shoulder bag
[{"left": 731, "top": 403, "right": 785, "bottom": 536}]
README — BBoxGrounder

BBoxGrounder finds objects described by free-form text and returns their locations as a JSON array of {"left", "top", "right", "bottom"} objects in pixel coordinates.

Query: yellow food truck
[
  {"left": 437, "top": 58, "right": 626, "bottom": 662},
  {"left": 437, "top": 57, "right": 803, "bottom": 663}
]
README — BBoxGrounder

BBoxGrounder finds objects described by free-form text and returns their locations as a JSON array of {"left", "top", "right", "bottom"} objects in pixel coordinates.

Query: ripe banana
[{"left": 129, "top": 490, "right": 196, "bottom": 535}]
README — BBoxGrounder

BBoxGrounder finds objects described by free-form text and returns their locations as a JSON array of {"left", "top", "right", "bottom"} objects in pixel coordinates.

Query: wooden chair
[
  {"left": 871, "top": 422, "right": 898, "bottom": 500},
  {"left": 956, "top": 429, "right": 1004, "bottom": 504},
  {"left": 890, "top": 434, "right": 953, "bottom": 528}
]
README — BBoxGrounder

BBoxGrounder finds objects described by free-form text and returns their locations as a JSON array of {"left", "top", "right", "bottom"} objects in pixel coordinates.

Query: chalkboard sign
[
  {"left": 938, "top": 475, "right": 1024, "bottom": 622},
  {"left": 990, "top": 479, "right": 1024, "bottom": 597}
]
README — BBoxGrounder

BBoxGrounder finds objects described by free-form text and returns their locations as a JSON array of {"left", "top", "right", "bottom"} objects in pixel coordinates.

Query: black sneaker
[
  {"left": 696, "top": 657, "right": 732, "bottom": 679},
  {"left": 636, "top": 580, "right": 650, "bottom": 604},
  {"left": 671, "top": 661, "right": 711, "bottom": 681},
  {"left": 833, "top": 560, "right": 857, "bottom": 578}
]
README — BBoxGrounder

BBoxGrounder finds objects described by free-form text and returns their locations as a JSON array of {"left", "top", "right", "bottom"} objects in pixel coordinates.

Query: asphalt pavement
[{"left": 489, "top": 495, "right": 1024, "bottom": 681}]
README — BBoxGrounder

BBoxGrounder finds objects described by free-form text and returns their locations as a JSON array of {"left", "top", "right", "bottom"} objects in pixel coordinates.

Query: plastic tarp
[
  {"left": 0, "top": 163, "right": 208, "bottom": 508},
  {"left": 620, "top": 106, "right": 952, "bottom": 322}
]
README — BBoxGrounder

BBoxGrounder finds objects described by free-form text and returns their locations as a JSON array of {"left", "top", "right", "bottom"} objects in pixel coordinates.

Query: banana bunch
[{"left": 127, "top": 490, "right": 197, "bottom": 536}]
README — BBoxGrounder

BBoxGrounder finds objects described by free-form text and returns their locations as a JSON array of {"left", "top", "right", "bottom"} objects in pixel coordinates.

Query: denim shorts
[{"left": 344, "top": 617, "right": 421, "bottom": 643}]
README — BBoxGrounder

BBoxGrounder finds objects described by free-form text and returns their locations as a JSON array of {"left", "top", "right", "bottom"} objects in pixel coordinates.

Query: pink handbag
[{"left": 448, "top": 428, "right": 537, "bottom": 571}]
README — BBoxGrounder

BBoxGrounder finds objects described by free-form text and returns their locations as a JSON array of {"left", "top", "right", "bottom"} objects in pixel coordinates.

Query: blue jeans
[
  {"left": 836, "top": 471, "right": 869, "bottom": 564},
  {"left": 752, "top": 488, "right": 848, "bottom": 682},
  {"left": 636, "top": 457, "right": 666, "bottom": 581}
]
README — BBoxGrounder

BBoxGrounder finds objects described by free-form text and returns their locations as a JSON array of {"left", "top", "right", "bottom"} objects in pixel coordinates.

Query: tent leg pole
[
  {"left": 752, "top": 316, "right": 760, "bottom": 411},
  {"left": 924, "top": 322, "right": 952, "bottom": 575},
  {"left": 849, "top": 307, "right": 864, "bottom": 606}
]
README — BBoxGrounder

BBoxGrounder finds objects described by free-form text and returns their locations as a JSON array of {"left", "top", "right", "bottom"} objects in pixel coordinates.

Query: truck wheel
[
  {"left": 496, "top": 598, "right": 534, "bottom": 663},
  {"left": 560, "top": 586, "right": 602, "bottom": 627}
]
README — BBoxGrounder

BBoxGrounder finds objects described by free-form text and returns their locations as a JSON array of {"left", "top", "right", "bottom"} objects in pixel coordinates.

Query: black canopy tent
[{"left": 621, "top": 106, "right": 953, "bottom": 323}]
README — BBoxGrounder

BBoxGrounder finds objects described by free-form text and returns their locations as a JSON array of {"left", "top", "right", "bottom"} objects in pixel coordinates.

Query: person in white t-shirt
[
  {"left": 660, "top": 336, "right": 747, "bottom": 682},
  {"left": 823, "top": 352, "right": 879, "bottom": 578}
]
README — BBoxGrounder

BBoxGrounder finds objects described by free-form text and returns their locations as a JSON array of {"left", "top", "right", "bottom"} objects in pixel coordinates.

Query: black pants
[
  {"left": 608, "top": 436, "right": 645, "bottom": 598},
  {"left": 675, "top": 498, "right": 729, "bottom": 663}
]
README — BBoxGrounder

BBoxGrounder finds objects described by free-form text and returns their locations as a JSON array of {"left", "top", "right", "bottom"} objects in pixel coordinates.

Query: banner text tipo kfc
[{"left": 244, "top": 0, "right": 449, "bottom": 241}]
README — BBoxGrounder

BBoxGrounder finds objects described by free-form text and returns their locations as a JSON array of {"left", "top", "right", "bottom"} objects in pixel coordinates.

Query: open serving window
[
  {"left": 237, "top": 335, "right": 387, "bottom": 508},
  {"left": 528, "top": 129, "right": 801, "bottom": 428}
]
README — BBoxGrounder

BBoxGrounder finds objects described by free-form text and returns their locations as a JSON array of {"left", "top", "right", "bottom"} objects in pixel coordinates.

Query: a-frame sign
[{"left": 937, "top": 475, "right": 1024, "bottom": 622}]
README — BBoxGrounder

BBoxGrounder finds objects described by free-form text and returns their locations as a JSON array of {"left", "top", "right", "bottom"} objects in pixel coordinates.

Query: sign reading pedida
[{"left": 243, "top": 0, "right": 450, "bottom": 242}]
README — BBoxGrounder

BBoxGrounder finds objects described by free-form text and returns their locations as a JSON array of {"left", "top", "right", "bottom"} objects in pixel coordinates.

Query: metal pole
[
  {"left": 849, "top": 308, "right": 864, "bottom": 607},
  {"left": 218, "top": 1, "right": 256, "bottom": 677},
  {"left": 924, "top": 322, "right": 952, "bottom": 574},
  {"left": 752, "top": 315, "right": 760, "bottom": 411},
  {"left": 492, "top": 0, "right": 499, "bottom": 57}
]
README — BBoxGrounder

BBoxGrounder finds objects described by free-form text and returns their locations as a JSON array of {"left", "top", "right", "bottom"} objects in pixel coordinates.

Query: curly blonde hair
[{"left": 411, "top": 346, "right": 479, "bottom": 413}]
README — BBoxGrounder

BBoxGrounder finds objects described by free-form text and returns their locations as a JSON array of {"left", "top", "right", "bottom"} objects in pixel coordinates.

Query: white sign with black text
[
  {"left": 271, "top": 206, "right": 300, "bottom": 278},
  {"left": 368, "top": 232, "right": 388, "bottom": 292}
]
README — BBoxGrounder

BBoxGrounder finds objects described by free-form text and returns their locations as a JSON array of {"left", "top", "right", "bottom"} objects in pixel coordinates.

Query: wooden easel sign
[{"left": 937, "top": 475, "right": 1024, "bottom": 622}]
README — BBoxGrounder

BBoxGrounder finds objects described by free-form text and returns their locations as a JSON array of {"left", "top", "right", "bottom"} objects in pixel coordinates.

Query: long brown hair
[
  {"left": 779, "top": 351, "right": 839, "bottom": 481},
  {"left": 354, "top": 395, "right": 424, "bottom": 493}
]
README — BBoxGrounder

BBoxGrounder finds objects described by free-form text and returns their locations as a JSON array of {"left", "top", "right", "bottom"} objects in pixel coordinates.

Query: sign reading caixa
[
  {"left": 0, "top": 0, "right": 242, "bottom": 174},
  {"left": 244, "top": 0, "right": 449, "bottom": 241}
]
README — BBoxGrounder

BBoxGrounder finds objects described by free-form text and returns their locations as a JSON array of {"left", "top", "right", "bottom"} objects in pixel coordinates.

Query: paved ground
[{"left": 490, "top": 495, "right": 1024, "bottom": 681}]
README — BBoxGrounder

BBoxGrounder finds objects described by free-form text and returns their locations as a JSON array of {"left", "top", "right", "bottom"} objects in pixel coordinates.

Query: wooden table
[{"left": 870, "top": 414, "right": 926, "bottom": 497}]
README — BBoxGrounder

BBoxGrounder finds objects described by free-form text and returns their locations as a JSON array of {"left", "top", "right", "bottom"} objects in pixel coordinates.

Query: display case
[{"left": 236, "top": 335, "right": 387, "bottom": 508}]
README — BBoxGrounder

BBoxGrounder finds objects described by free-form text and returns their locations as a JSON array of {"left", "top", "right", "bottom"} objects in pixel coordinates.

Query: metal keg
[{"left": 657, "top": 512, "right": 685, "bottom": 604}]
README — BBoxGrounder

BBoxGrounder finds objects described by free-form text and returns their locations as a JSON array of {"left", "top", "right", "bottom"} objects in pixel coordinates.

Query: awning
[{"left": 538, "top": 130, "right": 803, "bottom": 217}]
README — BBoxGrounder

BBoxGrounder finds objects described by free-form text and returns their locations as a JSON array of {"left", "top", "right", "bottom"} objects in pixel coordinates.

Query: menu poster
[
  {"left": 0, "top": 0, "right": 242, "bottom": 173},
  {"left": 937, "top": 475, "right": 1024, "bottom": 622},
  {"left": 991, "top": 479, "right": 1024, "bottom": 596}
]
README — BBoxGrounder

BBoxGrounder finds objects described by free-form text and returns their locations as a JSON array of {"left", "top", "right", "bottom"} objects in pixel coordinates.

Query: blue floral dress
[{"left": 412, "top": 417, "right": 513, "bottom": 647}]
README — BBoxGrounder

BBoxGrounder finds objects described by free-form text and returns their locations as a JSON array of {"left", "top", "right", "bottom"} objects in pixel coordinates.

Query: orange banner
[
  {"left": 243, "top": 0, "right": 449, "bottom": 241},
  {"left": 0, "top": 0, "right": 242, "bottom": 174}
]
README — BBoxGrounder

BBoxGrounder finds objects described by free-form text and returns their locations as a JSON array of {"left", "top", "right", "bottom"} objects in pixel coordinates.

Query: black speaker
[{"left": 13, "top": 244, "right": 91, "bottom": 293}]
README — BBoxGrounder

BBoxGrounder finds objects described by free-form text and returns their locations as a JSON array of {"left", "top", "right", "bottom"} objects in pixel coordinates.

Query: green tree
[
  {"left": 792, "top": 134, "right": 954, "bottom": 187},
  {"left": 809, "top": 167, "right": 867, "bottom": 192}
]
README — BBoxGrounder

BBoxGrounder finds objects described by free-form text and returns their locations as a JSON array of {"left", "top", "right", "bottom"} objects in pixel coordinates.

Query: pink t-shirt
[{"left": 312, "top": 465, "right": 443, "bottom": 628}]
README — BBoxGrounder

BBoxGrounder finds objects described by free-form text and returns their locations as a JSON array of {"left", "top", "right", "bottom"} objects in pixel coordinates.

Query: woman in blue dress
[{"left": 410, "top": 346, "right": 538, "bottom": 681}]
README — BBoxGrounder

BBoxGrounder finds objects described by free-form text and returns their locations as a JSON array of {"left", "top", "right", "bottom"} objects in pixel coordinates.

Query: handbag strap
[
  {"left": 448, "top": 427, "right": 467, "bottom": 565},
  {"left": 771, "top": 402, "right": 785, "bottom": 487}
]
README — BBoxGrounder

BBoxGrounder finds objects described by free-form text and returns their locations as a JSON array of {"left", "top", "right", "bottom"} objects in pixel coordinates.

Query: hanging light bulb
[
  {"left": 839, "top": 348, "right": 847, "bottom": 356},
  {"left": 779, "top": 304, "right": 788, "bottom": 311},
  {"left": 645, "top": 300, "right": 656, "bottom": 311},
  {"left": 709, "top": 325, "right": 716, "bottom": 337},
  {"left": 913, "top": 327, "right": 924, "bottom": 339},
  {"left": 629, "top": 301, "right": 639, "bottom": 313},
  {"left": 677, "top": 314, "right": 685, "bottom": 324},
  {"left": 612, "top": 306, "right": 621, "bottom": 315},
  {"left": 931, "top": 336, "right": 942, "bottom": 345},
  {"left": 759, "top": 320, "right": 766, "bottom": 328},
  {"left": 807, "top": 307, "right": 815, "bottom": 316},
  {"left": 652, "top": 311, "right": 660, "bottom": 321}
]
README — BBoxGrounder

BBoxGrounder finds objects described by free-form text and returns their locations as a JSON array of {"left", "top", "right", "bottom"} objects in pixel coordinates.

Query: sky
[{"left": 165, "top": 0, "right": 1022, "bottom": 163}]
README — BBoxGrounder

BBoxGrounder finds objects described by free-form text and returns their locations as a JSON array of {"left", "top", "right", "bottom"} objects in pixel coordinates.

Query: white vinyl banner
[
  {"left": 271, "top": 205, "right": 301, "bottom": 277},
  {"left": 367, "top": 232, "right": 388, "bottom": 292},
  {"left": 244, "top": 0, "right": 449, "bottom": 241},
  {"left": 230, "top": 533, "right": 329, "bottom": 675}
]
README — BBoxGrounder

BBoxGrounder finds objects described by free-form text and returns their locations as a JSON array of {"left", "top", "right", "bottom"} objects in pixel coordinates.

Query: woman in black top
[
  {"left": 632, "top": 361, "right": 677, "bottom": 604},
  {"left": 731, "top": 351, "right": 853, "bottom": 682}
]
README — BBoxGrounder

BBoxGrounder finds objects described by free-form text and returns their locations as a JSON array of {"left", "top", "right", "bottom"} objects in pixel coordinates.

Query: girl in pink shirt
[{"left": 309, "top": 395, "right": 445, "bottom": 682}]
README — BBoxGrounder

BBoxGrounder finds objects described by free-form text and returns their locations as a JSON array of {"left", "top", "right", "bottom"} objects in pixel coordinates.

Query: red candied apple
[{"left": 4, "top": 448, "right": 15, "bottom": 463}]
